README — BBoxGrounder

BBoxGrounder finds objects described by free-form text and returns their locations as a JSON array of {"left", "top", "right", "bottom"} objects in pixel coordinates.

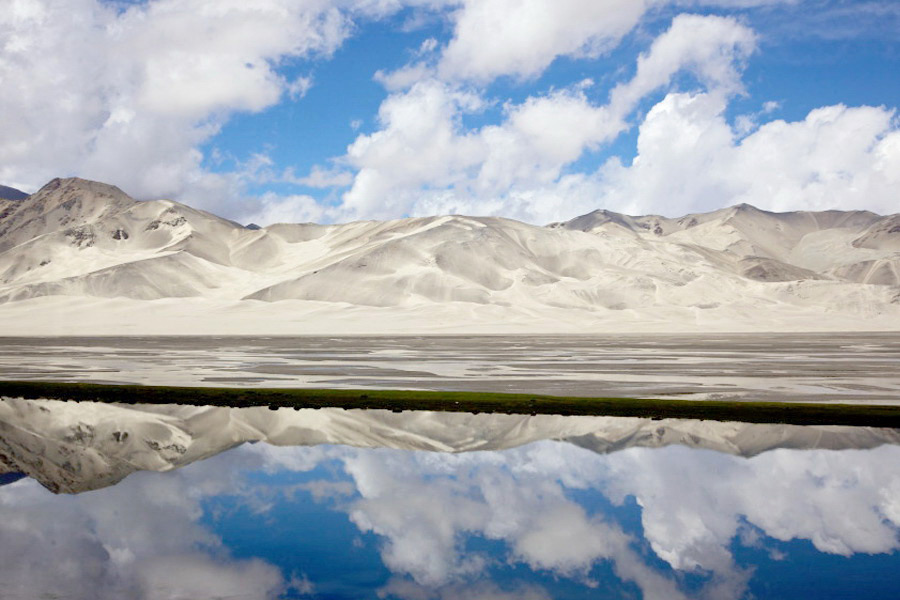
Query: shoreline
[{"left": 2, "top": 380, "right": 899, "bottom": 428}]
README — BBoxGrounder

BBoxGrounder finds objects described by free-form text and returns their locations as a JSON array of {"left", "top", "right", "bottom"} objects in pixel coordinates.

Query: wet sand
[{"left": 0, "top": 333, "right": 898, "bottom": 403}]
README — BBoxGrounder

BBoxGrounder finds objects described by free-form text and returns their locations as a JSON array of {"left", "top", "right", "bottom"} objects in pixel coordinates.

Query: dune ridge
[{"left": 0, "top": 177, "right": 897, "bottom": 334}]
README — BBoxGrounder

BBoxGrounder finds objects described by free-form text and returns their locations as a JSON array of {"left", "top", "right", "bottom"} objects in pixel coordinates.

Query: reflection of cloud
[
  {"left": 3, "top": 418, "right": 899, "bottom": 600},
  {"left": 135, "top": 555, "right": 282, "bottom": 600},
  {"left": 0, "top": 449, "right": 285, "bottom": 600},
  {"left": 334, "top": 444, "right": 688, "bottom": 599},
  {"left": 603, "top": 445, "right": 900, "bottom": 573},
  {"left": 267, "top": 440, "right": 899, "bottom": 600},
  {"left": 380, "top": 578, "right": 553, "bottom": 600},
  {"left": 344, "top": 451, "right": 492, "bottom": 586}
]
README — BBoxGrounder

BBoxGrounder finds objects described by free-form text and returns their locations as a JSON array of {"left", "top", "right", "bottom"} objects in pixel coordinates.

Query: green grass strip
[{"left": 1, "top": 380, "right": 898, "bottom": 427}]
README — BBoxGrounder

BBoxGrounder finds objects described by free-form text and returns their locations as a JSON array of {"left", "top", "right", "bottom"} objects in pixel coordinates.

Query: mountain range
[{"left": 0, "top": 177, "right": 897, "bottom": 334}]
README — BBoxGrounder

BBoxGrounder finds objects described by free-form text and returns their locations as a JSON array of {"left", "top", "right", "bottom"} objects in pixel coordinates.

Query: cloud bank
[
  {"left": 0, "top": 0, "right": 349, "bottom": 214},
  {"left": 1, "top": 0, "right": 897, "bottom": 225}
]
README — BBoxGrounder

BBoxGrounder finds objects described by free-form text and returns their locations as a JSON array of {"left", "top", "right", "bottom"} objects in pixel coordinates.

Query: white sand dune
[
  {"left": 2, "top": 397, "right": 898, "bottom": 494},
  {"left": 0, "top": 177, "right": 897, "bottom": 334}
]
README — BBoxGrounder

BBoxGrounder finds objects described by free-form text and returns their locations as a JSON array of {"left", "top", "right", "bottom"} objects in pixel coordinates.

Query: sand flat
[{"left": 0, "top": 333, "right": 897, "bottom": 403}]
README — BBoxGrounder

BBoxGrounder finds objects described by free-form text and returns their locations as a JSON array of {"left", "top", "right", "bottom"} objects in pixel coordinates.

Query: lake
[
  {"left": 1, "top": 334, "right": 898, "bottom": 599},
  {"left": 1, "top": 398, "right": 899, "bottom": 600}
]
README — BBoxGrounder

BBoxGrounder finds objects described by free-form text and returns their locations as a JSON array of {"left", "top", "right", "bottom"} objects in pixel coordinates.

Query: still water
[{"left": 1, "top": 398, "right": 899, "bottom": 599}]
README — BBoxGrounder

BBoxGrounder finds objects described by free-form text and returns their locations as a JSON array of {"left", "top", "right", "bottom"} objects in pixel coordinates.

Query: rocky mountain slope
[
  {"left": 2, "top": 397, "right": 897, "bottom": 494},
  {"left": 0, "top": 177, "right": 897, "bottom": 334}
]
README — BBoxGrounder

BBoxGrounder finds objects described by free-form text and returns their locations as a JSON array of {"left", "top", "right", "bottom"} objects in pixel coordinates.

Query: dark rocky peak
[
  {"left": 29, "top": 177, "right": 134, "bottom": 209},
  {"left": 551, "top": 208, "right": 639, "bottom": 232},
  {"left": 12, "top": 177, "right": 137, "bottom": 227},
  {"left": 0, "top": 185, "right": 28, "bottom": 201},
  {"left": 0, "top": 178, "right": 137, "bottom": 252}
]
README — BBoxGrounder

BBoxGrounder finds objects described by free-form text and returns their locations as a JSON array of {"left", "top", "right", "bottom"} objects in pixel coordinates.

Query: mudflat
[{"left": 0, "top": 333, "right": 897, "bottom": 403}]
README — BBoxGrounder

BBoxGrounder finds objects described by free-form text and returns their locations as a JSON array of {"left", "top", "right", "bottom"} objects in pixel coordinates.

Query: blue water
[{"left": 2, "top": 436, "right": 898, "bottom": 599}]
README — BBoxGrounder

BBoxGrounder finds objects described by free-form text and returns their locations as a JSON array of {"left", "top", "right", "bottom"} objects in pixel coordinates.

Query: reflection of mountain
[
  {"left": 0, "top": 471, "right": 26, "bottom": 486},
  {"left": 1, "top": 397, "right": 898, "bottom": 494},
  {"left": 1, "top": 177, "right": 899, "bottom": 334}
]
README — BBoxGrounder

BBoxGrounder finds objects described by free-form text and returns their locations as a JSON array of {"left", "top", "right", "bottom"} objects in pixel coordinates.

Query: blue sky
[{"left": 1, "top": 0, "right": 897, "bottom": 224}]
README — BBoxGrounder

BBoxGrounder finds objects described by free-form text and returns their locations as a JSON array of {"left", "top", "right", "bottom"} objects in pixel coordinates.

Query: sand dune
[{"left": 0, "top": 177, "right": 897, "bottom": 334}]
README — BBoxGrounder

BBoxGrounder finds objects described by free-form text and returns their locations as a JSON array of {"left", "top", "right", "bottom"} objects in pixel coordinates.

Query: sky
[{"left": 0, "top": 0, "right": 898, "bottom": 225}]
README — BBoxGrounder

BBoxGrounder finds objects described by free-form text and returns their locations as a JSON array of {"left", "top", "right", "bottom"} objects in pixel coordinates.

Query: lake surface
[
  {"left": 1, "top": 398, "right": 899, "bottom": 600},
  {"left": 1, "top": 333, "right": 899, "bottom": 402}
]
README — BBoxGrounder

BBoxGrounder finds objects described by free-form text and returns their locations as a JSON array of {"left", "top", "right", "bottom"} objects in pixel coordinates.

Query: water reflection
[{"left": 1, "top": 399, "right": 899, "bottom": 599}]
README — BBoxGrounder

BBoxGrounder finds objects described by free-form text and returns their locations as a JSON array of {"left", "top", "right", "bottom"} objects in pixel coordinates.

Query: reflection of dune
[{"left": 1, "top": 397, "right": 898, "bottom": 494}]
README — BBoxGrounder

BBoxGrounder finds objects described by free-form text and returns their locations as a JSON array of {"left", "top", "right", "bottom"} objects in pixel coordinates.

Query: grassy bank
[{"left": 1, "top": 380, "right": 898, "bottom": 427}]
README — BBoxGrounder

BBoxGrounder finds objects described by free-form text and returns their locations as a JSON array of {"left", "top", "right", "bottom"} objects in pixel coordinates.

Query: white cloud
[
  {"left": 2, "top": 0, "right": 895, "bottom": 227},
  {"left": 437, "top": 0, "right": 650, "bottom": 83},
  {"left": 371, "top": 0, "right": 657, "bottom": 90},
  {"left": 374, "top": 61, "right": 438, "bottom": 91},
  {"left": 419, "top": 37, "right": 439, "bottom": 54},
  {"left": 319, "top": 10, "right": 900, "bottom": 223},
  {"left": 0, "top": 0, "right": 350, "bottom": 214},
  {"left": 243, "top": 192, "right": 329, "bottom": 225},
  {"left": 341, "top": 79, "right": 487, "bottom": 218},
  {"left": 283, "top": 164, "right": 355, "bottom": 188},
  {"left": 607, "top": 13, "right": 756, "bottom": 113},
  {"left": 590, "top": 92, "right": 900, "bottom": 216},
  {"left": 288, "top": 75, "right": 314, "bottom": 100},
  {"left": 332, "top": 14, "right": 758, "bottom": 223}
]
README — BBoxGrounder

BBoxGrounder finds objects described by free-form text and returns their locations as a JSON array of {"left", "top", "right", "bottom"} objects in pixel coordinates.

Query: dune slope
[{"left": 0, "top": 177, "right": 897, "bottom": 334}]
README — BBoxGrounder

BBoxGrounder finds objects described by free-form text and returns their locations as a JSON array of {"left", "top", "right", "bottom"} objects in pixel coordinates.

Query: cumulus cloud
[
  {"left": 0, "top": 0, "right": 350, "bottom": 213},
  {"left": 241, "top": 192, "right": 329, "bottom": 226},
  {"left": 607, "top": 13, "right": 756, "bottom": 112},
  {"left": 436, "top": 0, "right": 649, "bottom": 83},
  {"left": 321, "top": 9, "right": 900, "bottom": 224},
  {"left": 590, "top": 92, "right": 900, "bottom": 216},
  {"left": 334, "top": 14, "right": 758, "bottom": 222},
  {"left": 2, "top": 0, "right": 895, "bottom": 226}
]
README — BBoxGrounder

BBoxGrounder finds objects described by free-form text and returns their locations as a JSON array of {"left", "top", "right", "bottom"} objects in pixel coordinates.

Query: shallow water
[
  {"left": 1, "top": 333, "right": 899, "bottom": 402},
  {"left": 1, "top": 399, "right": 899, "bottom": 600}
]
